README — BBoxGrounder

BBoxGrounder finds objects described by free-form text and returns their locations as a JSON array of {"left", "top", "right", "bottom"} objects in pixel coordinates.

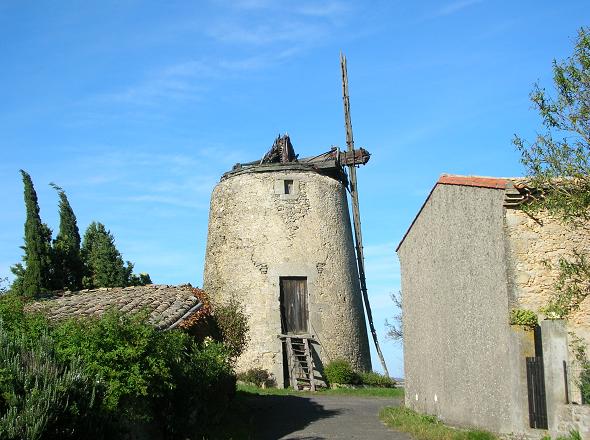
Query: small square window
[{"left": 284, "top": 179, "right": 294, "bottom": 194}]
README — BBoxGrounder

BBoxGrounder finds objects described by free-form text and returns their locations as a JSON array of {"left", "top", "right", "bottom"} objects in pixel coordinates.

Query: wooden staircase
[{"left": 284, "top": 336, "right": 316, "bottom": 391}]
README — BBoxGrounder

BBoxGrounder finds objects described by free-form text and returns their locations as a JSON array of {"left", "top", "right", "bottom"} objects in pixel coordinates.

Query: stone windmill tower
[
  {"left": 203, "top": 135, "right": 372, "bottom": 388},
  {"left": 203, "top": 56, "right": 386, "bottom": 388}
]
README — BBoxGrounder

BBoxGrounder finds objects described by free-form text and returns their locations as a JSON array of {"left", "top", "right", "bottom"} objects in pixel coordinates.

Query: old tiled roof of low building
[{"left": 26, "top": 284, "right": 204, "bottom": 330}]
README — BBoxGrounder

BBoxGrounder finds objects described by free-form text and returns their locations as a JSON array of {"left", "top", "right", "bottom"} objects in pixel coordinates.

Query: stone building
[
  {"left": 397, "top": 174, "right": 590, "bottom": 438},
  {"left": 203, "top": 135, "right": 372, "bottom": 388}
]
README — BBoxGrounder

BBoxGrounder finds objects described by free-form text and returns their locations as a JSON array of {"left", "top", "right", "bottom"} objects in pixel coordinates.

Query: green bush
[
  {"left": 0, "top": 295, "right": 237, "bottom": 439},
  {"left": 0, "top": 322, "right": 99, "bottom": 439},
  {"left": 580, "top": 366, "right": 590, "bottom": 404},
  {"left": 52, "top": 310, "right": 188, "bottom": 419},
  {"left": 212, "top": 297, "right": 250, "bottom": 359},
  {"left": 542, "top": 430, "right": 582, "bottom": 440},
  {"left": 359, "top": 371, "right": 397, "bottom": 388},
  {"left": 324, "top": 359, "right": 360, "bottom": 385},
  {"left": 509, "top": 308, "right": 538, "bottom": 328},
  {"left": 155, "top": 338, "right": 236, "bottom": 436},
  {"left": 237, "top": 368, "right": 275, "bottom": 387}
]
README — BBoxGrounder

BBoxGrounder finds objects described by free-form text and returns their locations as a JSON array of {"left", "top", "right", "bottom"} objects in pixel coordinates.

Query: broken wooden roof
[
  {"left": 26, "top": 284, "right": 204, "bottom": 330},
  {"left": 223, "top": 134, "right": 370, "bottom": 183}
]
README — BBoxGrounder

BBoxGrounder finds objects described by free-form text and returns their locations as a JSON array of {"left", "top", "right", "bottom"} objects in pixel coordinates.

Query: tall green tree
[
  {"left": 514, "top": 27, "right": 590, "bottom": 396},
  {"left": 50, "top": 184, "right": 84, "bottom": 291},
  {"left": 10, "top": 170, "right": 53, "bottom": 298},
  {"left": 514, "top": 27, "right": 590, "bottom": 222},
  {"left": 513, "top": 27, "right": 590, "bottom": 318},
  {"left": 81, "top": 222, "right": 133, "bottom": 288}
]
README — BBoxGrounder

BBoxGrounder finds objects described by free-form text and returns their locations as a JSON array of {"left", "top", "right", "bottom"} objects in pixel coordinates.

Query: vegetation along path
[{"left": 236, "top": 389, "right": 411, "bottom": 440}]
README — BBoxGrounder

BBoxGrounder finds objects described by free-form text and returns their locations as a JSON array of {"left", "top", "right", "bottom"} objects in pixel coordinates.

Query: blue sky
[{"left": 0, "top": 0, "right": 588, "bottom": 377}]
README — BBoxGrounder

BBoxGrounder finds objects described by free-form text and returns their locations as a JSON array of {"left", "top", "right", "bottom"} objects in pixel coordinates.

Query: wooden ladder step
[{"left": 285, "top": 336, "right": 316, "bottom": 392}]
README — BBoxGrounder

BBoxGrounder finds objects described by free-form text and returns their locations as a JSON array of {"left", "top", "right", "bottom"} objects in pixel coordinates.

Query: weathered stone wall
[
  {"left": 398, "top": 184, "right": 527, "bottom": 434},
  {"left": 555, "top": 404, "right": 590, "bottom": 439},
  {"left": 203, "top": 169, "right": 371, "bottom": 385},
  {"left": 504, "top": 209, "right": 590, "bottom": 347}
]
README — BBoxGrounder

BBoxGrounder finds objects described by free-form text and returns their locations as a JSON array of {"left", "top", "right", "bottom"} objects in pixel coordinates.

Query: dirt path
[{"left": 244, "top": 394, "right": 411, "bottom": 439}]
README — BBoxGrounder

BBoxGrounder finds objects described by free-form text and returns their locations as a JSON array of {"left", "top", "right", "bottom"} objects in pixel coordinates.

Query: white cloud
[
  {"left": 206, "top": 20, "right": 326, "bottom": 46},
  {"left": 437, "top": 0, "right": 483, "bottom": 16},
  {"left": 296, "top": 1, "right": 351, "bottom": 18},
  {"left": 96, "top": 52, "right": 295, "bottom": 106}
]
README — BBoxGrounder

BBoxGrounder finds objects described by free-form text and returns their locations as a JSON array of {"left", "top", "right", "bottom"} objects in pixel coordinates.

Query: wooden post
[{"left": 340, "top": 52, "right": 390, "bottom": 377}]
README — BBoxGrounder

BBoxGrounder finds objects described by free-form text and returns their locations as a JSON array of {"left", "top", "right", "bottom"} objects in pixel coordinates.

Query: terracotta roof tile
[
  {"left": 438, "top": 174, "right": 509, "bottom": 189},
  {"left": 26, "top": 284, "right": 203, "bottom": 330}
]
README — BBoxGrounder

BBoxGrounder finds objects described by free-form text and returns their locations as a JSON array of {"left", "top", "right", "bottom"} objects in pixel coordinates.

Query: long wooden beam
[{"left": 340, "top": 52, "right": 390, "bottom": 377}]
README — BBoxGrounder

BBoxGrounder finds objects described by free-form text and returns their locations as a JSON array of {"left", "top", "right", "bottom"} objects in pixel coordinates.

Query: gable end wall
[{"left": 398, "top": 184, "right": 524, "bottom": 433}]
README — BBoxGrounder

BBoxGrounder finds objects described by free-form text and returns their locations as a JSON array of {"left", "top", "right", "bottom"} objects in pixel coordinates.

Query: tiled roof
[
  {"left": 26, "top": 284, "right": 204, "bottom": 330},
  {"left": 438, "top": 174, "right": 509, "bottom": 189}
]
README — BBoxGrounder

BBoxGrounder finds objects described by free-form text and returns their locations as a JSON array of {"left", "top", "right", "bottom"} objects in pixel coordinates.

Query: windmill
[{"left": 340, "top": 53, "right": 390, "bottom": 377}]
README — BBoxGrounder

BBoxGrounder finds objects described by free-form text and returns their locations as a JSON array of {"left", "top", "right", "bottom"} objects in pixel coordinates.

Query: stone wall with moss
[
  {"left": 504, "top": 208, "right": 590, "bottom": 346},
  {"left": 203, "top": 168, "right": 371, "bottom": 386}
]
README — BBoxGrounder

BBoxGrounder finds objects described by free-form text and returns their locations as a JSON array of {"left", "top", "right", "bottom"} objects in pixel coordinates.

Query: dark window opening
[{"left": 284, "top": 179, "right": 294, "bottom": 194}]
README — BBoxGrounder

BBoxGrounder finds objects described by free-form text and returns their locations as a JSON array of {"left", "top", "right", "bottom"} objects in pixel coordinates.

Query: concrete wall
[
  {"left": 203, "top": 169, "right": 371, "bottom": 384},
  {"left": 398, "top": 184, "right": 527, "bottom": 434}
]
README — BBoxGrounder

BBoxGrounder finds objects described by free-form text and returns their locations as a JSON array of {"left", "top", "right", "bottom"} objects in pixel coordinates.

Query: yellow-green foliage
[
  {"left": 324, "top": 359, "right": 360, "bottom": 385},
  {"left": 542, "top": 429, "right": 582, "bottom": 440},
  {"left": 359, "top": 371, "right": 397, "bottom": 388},
  {"left": 542, "top": 253, "right": 590, "bottom": 319},
  {"left": 509, "top": 309, "right": 538, "bottom": 328}
]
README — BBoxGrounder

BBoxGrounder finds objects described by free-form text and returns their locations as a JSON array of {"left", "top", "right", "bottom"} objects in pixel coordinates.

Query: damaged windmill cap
[{"left": 223, "top": 133, "right": 371, "bottom": 184}]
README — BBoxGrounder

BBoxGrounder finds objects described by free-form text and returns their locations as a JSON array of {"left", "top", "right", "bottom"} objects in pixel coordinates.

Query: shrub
[
  {"left": 542, "top": 430, "right": 582, "bottom": 440},
  {"left": 580, "top": 366, "right": 590, "bottom": 404},
  {"left": 0, "top": 295, "right": 237, "bottom": 439},
  {"left": 51, "top": 310, "right": 188, "bottom": 420},
  {"left": 0, "top": 322, "right": 98, "bottom": 440},
  {"left": 237, "top": 368, "right": 275, "bottom": 388},
  {"left": 509, "top": 308, "right": 538, "bottom": 328},
  {"left": 212, "top": 297, "right": 250, "bottom": 359},
  {"left": 359, "top": 371, "right": 396, "bottom": 388},
  {"left": 324, "top": 359, "right": 360, "bottom": 385},
  {"left": 156, "top": 338, "right": 236, "bottom": 436}
]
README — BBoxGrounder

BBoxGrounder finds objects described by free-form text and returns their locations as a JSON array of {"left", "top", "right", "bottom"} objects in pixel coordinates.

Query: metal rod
[
  {"left": 340, "top": 52, "right": 389, "bottom": 377},
  {"left": 563, "top": 360, "right": 569, "bottom": 404}
]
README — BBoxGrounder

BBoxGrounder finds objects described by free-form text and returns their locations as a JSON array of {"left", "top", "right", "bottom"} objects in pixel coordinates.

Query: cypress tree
[
  {"left": 10, "top": 170, "right": 53, "bottom": 297},
  {"left": 81, "top": 222, "right": 132, "bottom": 288},
  {"left": 50, "top": 183, "right": 84, "bottom": 291}
]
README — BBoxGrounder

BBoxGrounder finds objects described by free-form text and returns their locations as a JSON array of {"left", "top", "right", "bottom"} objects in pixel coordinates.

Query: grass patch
[
  {"left": 380, "top": 407, "right": 497, "bottom": 440},
  {"left": 237, "top": 383, "right": 404, "bottom": 398}
]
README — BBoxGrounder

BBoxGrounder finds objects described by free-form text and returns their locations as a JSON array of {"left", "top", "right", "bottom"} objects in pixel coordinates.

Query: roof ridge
[{"left": 438, "top": 174, "right": 512, "bottom": 190}]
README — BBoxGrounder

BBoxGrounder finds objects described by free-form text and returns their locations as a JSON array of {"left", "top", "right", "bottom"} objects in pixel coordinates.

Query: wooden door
[{"left": 280, "top": 277, "right": 308, "bottom": 334}]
